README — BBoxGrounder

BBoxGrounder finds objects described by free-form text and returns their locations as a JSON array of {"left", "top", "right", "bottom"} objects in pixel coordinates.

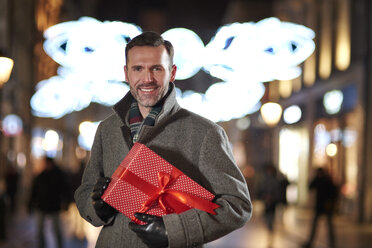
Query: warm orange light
[
  {"left": 326, "top": 143, "right": 338, "bottom": 157},
  {"left": 303, "top": 53, "right": 316, "bottom": 87},
  {"left": 260, "top": 102, "right": 283, "bottom": 127},
  {"left": 319, "top": 0, "right": 332, "bottom": 79},
  {"left": 279, "top": 80, "right": 292, "bottom": 98},
  {"left": 335, "top": 0, "right": 351, "bottom": 71},
  {"left": 0, "top": 56, "right": 14, "bottom": 86}
]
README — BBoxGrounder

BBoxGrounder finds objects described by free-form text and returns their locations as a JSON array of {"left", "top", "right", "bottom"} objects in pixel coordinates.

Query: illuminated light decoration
[
  {"left": 91, "top": 80, "right": 130, "bottom": 106},
  {"left": 30, "top": 68, "right": 130, "bottom": 119},
  {"left": 319, "top": 0, "right": 333, "bottom": 79},
  {"left": 42, "top": 130, "right": 60, "bottom": 151},
  {"left": 326, "top": 143, "right": 338, "bottom": 157},
  {"left": 279, "top": 128, "right": 301, "bottom": 182},
  {"left": 279, "top": 79, "right": 292, "bottom": 98},
  {"left": 313, "top": 123, "right": 331, "bottom": 166},
  {"left": 16, "top": 152, "right": 27, "bottom": 168},
  {"left": 343, "top": 128, "right": 357, "bottom": 147},
  {"left": 2, "top": 114, "right": 23, "bottom": 136},
  {"left": 31, "top": 16, "right": 315, "bottom": 123},
  {"left": 203, "top": 81, "right": 264, "bottom": 121},
  {"left": 78, "top": 121, "right": 100, "bottom": 151},
  {"left": 292, "top": 76, "right": 302, "bottom": 92},
  {"left": 323, "top": 89, "right": 343, "bottom": 115},
  {"left": 279, "top": 126, "right": 310, "bottom": 204},
  {"left": 43, "top": 16, "right": 142, "bottom": 81},
  {"left": 176, "top": 89, "right": 206, "bottom": 116},
  {"left": 283, "top": 105, "right": 302, "bottom": 124},
  {"left": 31, "top": 17, "right": 139, "bottom": 118},
  {"left": 203, "top": 17, "right": 315, "bottom": 83},
  {"left": 42, "top": 129, "right": 63, "bottom": 158},
  {"left": 236, "top": 117, "right": 251, "bottom": 130},
  {"left": 55, "top": 67, "right": 131, "bottom": 107},
  {"left": 31, "top": 133, "right": 45, "bottom": 158},
  {"left": 335, "top": 0, "right": 351, "bottom": 71},
  {"left": 31, "top": 76, "right": 92, "bottom": 118},
  {"left": 330, "top": 128, "right": 342, "bottom": 142},
  {"left": 0, "top": 56, "right": 14, "bottom": 86},
  {"left": 260, "top": 102, "right": 283, "bottom": 127},
  {"left": 303, "top": 53, "right": 316, "bottom": 87},
  {"left": 161, "top": 28, "right": 205, "bottom": 80},
  {"left": 7, "top": 150, "right": 16, "bottom": 163},
  {"left": 176, "top": 81, "right": 264, "bottom": 122}
]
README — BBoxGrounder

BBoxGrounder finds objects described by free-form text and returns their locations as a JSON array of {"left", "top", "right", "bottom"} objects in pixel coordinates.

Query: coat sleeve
[
  {"left": 74, "top": 123, "right": 114, "bottom": 227},
  {"left": 163, "top": 126, "right": 253, "bottom": 248}
]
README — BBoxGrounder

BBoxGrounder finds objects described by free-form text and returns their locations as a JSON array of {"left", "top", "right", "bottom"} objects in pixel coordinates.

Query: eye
[
  {"left": 265, "top": 47, "right": 275, "bottom": 54},
  {"left": 290, "top": 41, "right": 298, "bottom": 52},
  {"left": 84, "top": 47, "right": 94, "bottom": 53}
]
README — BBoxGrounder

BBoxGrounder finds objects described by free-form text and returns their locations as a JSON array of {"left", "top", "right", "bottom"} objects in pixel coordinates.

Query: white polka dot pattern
[{"left": 101, "top": 143, "right": 215, "bottom": 222}]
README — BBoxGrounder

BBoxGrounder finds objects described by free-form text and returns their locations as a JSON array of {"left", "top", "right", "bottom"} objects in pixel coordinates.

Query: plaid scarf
[{"left": 128, "top": 100, "right": 162, "bottom": 143}]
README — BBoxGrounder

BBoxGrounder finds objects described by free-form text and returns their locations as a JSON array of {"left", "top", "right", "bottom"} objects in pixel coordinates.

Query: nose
[{"left": 142, "top": 69, "right": 153, "bottom": 83}]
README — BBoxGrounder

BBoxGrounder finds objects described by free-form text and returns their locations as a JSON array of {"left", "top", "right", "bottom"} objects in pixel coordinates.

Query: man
[
  {"left": 303, "top": 167, "right": 338, "bottom": 248},
  {"left": 29, "top": 156, "right": 70, "bottom": 248},
  {"left": 75, "top": 31, "right": 252, "bottom": 248}
]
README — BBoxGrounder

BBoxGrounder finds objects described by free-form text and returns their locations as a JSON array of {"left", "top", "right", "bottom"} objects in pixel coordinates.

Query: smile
[{"left": 140, "top": 88, "right": 155, "bottom": 92}]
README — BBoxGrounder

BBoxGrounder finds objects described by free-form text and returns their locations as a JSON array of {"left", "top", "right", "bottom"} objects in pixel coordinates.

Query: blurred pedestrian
[
  {"left": 5, "top": 164, "right": 19, "bottom": 213},
  {"left": 302, "top": 167, "right": 338, "bottom": 248},
  {"left": 276, "top": 170, "right": 289, "bottom": 223},
  {"left": 29, "top": 156, "right": 71, "bottom": 248},
  {"left": 277, "top": 171, "right": 289, "bottom": 207},
  {"left": 66, "top": 160, "right": 87, "bottom": 241},
  {"left": 0, "top": 179, "right": 8, "bottom": 243},
  {"left": 257, "top": 163, "right": 280, "bottom": 233}
]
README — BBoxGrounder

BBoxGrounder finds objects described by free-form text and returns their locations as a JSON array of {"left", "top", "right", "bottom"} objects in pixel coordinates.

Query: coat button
[{"left": 192, "top": 242, "right": 199, "bottom": 247}]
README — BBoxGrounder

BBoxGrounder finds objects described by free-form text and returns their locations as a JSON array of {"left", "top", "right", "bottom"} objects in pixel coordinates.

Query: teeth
[
  {"left": 141, "top": 89, "right": 153, "bottom": 92},
  {"left": 140, "top": 88, "right": 154, "bottom": 92}
]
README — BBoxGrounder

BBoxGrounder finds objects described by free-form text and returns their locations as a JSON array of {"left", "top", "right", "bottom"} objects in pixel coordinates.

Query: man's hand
[
  {"left": 128, "top": 213, "right": 169, "bottom": 248},
  {"left": 91, "top": 177, "right": 117, "bottom": 222}
]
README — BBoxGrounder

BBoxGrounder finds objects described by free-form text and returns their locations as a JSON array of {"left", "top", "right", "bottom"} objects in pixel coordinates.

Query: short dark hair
[{"left": 125, "top": 31, "right": 174, "bottom": 67}]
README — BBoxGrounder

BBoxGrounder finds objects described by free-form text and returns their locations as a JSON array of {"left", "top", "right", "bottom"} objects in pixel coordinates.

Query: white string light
[{"left": 31, "top": 17, "right": 315, "bottom": 123}]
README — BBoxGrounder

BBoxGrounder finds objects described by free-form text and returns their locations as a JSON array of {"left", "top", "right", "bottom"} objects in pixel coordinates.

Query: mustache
[{"left": 136, "top": 82, "right": 158, "bottom": 88}]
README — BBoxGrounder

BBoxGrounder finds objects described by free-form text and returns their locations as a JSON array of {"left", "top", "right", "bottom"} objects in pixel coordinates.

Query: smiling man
[
  {"left": 125, "top": 44, "right": 176, "bottom": 117},
  {"left": 75, "top": 31, "right": 252, "bottom": 248}
]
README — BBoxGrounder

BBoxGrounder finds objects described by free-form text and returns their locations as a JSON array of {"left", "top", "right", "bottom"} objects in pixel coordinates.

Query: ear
[
  {"left": 124, "top": 65, "right": 128, "bottom": 82},
  {"left": 170, "top": 65, "right": 177, "bottom": 82}
]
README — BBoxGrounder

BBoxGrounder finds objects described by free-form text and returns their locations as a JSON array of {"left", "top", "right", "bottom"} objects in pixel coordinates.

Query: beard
[{"left": 130, "top": 82, "right": 169, "bottom": 108}]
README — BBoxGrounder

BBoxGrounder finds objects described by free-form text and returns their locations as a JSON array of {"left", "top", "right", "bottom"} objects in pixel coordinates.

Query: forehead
[{"left": 126, "top": 45, "right": 170, "bottom": 65}]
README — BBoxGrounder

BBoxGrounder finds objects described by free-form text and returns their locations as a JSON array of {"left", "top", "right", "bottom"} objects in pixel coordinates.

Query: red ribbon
[{"left": 120, "top": 167, "right": 219, "bottom": 222}]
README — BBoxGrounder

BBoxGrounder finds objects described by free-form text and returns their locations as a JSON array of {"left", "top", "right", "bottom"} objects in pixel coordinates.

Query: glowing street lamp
[
  {"left": 326, "top": 143, "right": 338, "bottom": 157},
  {"left": 0, "top": 55, "right": 14, "bottom": 86},
  {"left": 260, "top": 102, "right": 283, "bottom": 127}
]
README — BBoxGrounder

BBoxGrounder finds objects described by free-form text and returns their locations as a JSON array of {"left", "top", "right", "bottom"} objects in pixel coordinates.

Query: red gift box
[{"left": 102, "top": 142, "right": 219, "bottom": 223}]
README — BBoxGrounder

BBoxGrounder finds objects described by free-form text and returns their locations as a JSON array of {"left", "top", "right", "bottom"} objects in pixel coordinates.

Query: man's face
[{"left": 124, "top": 45, "right": 176, "bottom": 116}]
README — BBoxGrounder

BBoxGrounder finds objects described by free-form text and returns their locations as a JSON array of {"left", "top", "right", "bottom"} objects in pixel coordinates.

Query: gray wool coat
[{"left": 74, "top": 83, "right": 252, "bottom": 248}]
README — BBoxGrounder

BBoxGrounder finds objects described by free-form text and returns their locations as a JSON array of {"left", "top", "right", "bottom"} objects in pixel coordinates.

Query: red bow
[{"left": 122, "top": 167, "right": 219, "bottom": 223}]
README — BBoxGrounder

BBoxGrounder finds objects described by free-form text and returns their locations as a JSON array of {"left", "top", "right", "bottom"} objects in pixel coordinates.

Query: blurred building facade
[
  {"left": 272, "top": 0, "right": 372, "bottom": 223},
  {"left": 0, "top": 0, "right": 371, "bottom": 225}
]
